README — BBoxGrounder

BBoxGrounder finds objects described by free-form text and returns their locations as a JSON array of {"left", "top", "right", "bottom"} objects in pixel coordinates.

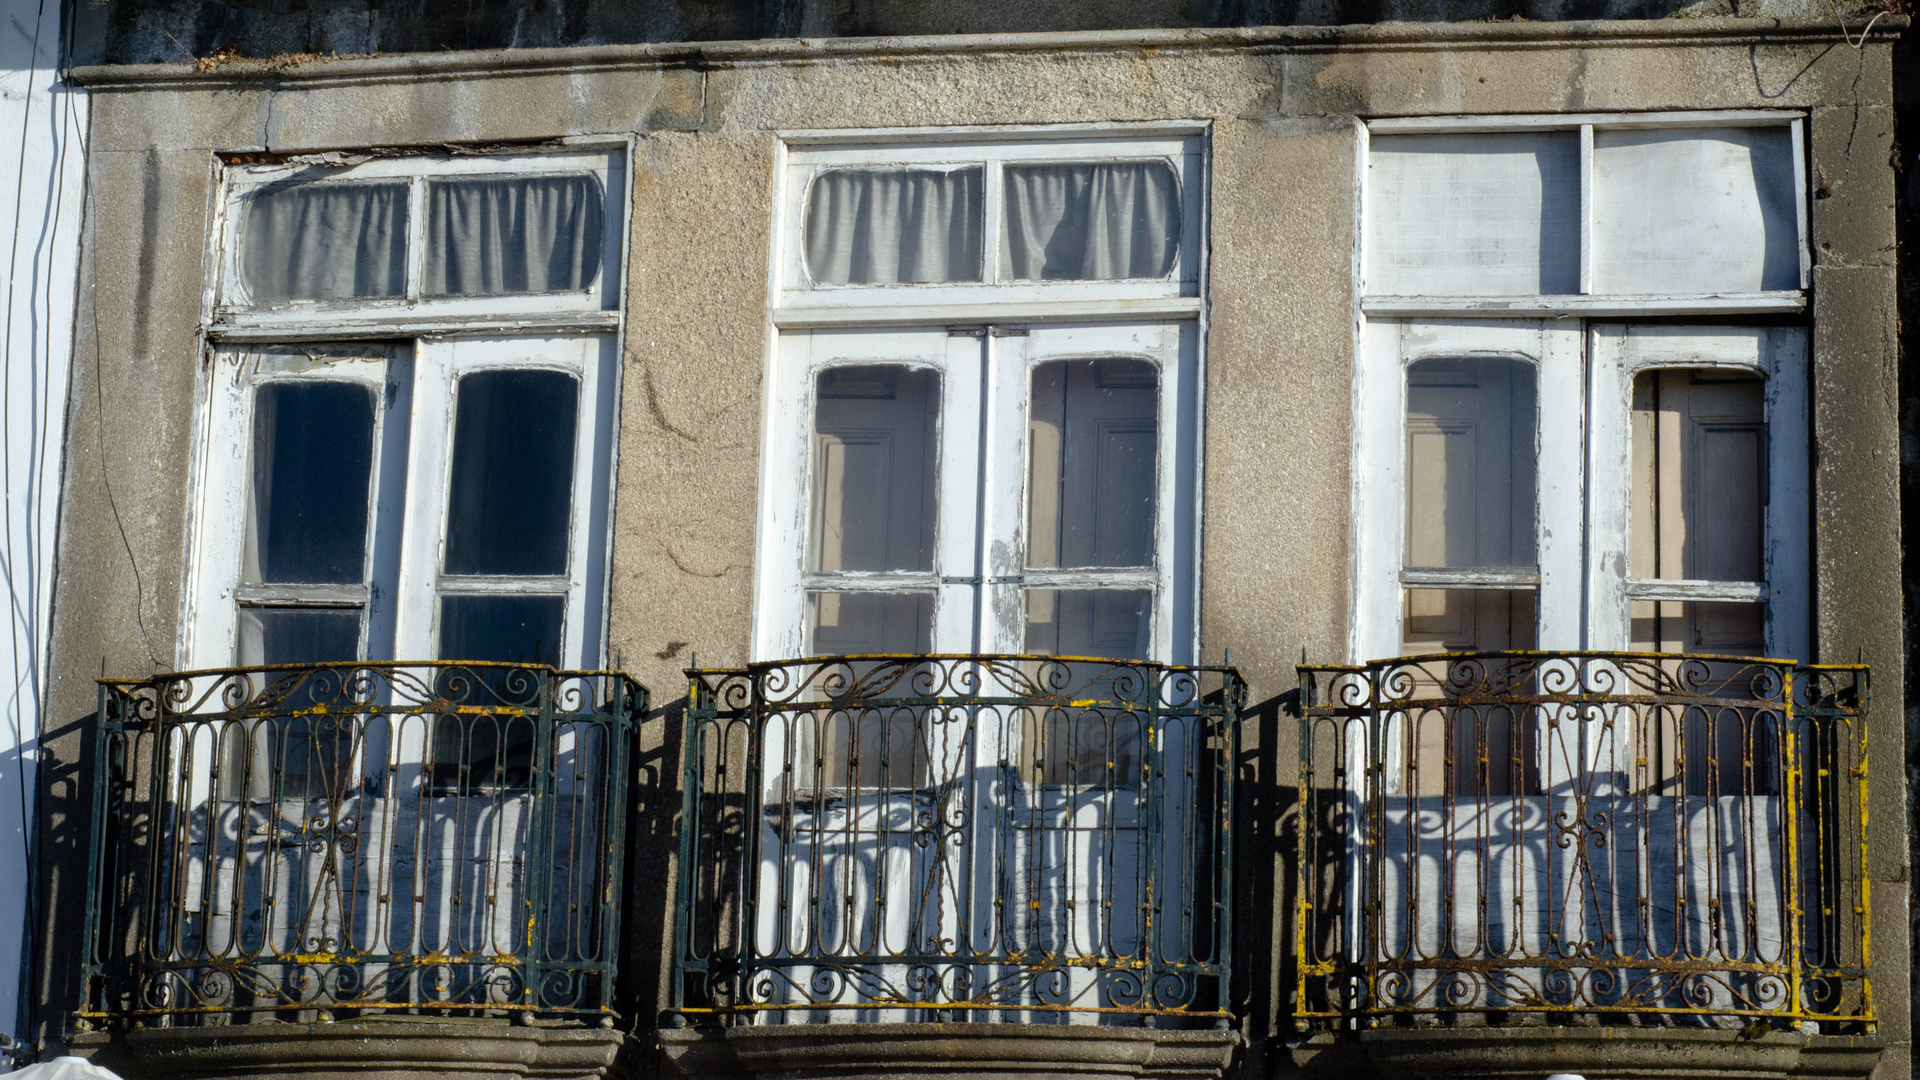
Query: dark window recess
[
  {"left": 277, "top": 714, "right": 356, "bottom": 800},
  {"left": 247, "top": 381, "right": 377, "bottom": 585},
  {"left": 443, "top": 370, "right": 579, "bottom": 576},
  {"left": 428, "top": 712, "right": 537, "bottom": 795}
]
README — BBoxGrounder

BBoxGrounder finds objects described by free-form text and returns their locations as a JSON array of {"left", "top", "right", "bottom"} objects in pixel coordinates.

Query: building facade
[
  {"left": 1, "top": 0, "right": 88, "bottom": 1065},
  {"left": 16, "top": 1, "right": 1912, "bottom": 1078}
]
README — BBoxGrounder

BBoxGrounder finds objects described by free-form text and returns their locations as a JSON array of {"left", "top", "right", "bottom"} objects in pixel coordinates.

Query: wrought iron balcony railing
[
  {"left": 1294, "top": 651, "right": 1870, "bottom": 1032},
  {"left": 81, "top": 662, "right": 646, "bottom": 1028},
  {"left": 671, "top": 655, "right": 1245, "bottom": 1025}
]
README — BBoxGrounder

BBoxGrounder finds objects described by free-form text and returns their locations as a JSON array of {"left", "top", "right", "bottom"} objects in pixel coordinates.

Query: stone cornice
[{"left": 67, "top": 15, "right": 1906, "bottom": 90}]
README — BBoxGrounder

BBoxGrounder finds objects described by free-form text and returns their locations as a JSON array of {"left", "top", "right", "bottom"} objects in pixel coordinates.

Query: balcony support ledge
[
  {"left": 1289, "top": 1027, "right": 1881, "bottom": 1080},
  {"left": 660, "top": 1022, "right": 1240, "bottom": 1080},
  {"left": 68, "top": 1019, "right": 628, "bottom": 1080}
]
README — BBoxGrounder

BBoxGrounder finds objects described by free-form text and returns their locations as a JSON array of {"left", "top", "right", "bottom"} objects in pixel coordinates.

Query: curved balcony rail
[
  {"left": 671, "top": 655, "right": 1245, "bottom": 1026},
  {"left": 80, "top": 662, "right": 647, "bottom": 1029},
  {"left": 1293, "top": 651, "right": 1870, "bottom": 1032}
]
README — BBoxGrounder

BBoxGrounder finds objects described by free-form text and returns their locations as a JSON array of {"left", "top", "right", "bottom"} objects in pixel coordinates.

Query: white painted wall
[{"left": 0, "top": 0, "right": 87, "bottom": 1062}]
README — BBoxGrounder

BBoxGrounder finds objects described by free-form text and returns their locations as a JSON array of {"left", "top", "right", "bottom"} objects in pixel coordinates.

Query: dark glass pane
[
  {"left": 234, "top": 609, "right": 360, "bottom": 799},
  {"left": 1027, "top": 359, "right": 1157, "bottom": 569},
  {"left": 1402, "top": 588, "right": 1537, "bottom": 653},
  {"left": 430, "top": 711, "right": 536, "bottom": 794},
  {"left": 424, "top": 174, "right": 605, "bottom": 297},
  {"left": 241, "top": 181, "right": 408, "bottom": 302},
  {"left": 276, "top": 712, "right": 356, "bottom": 800},
  {"left": 438, "top": 594, "right": 564, "bottom": 667},
  {"left": 1405, "top": 357, "right": 1538, "bottom": 570},
  {"left": 810, "top": 366, "right": 939, "bottom": 573},
  {"left": 247, "top": 382, "right": 376, "bottom": 585},
  {"left": 1022, "top": 589, "right": 1150, "bottom": 660},
  {"left": 434, "top": 595, "right": 558, "bottom": 794},
  {"left": 238, "top": 608, "right": 362, "bottom": 666},
  {"left": 806, "top": 591, "right": 932, "bottom": 655},
  {"left": 444, "top": 370, "right": 579, "bottom": 576}
]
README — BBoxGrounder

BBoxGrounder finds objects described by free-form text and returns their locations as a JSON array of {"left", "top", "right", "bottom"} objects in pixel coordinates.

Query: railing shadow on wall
[
  {"left": 669, "top": 654, "right": 1245, "bottom": 1028},
  {"left": 79, "top": 662, "right": 647, "bottom": 1030},
  {"left": 1292, "top": 651, "right": 1871, "bottom": 1034}
]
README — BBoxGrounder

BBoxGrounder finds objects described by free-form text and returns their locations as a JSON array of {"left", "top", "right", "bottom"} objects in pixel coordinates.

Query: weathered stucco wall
[{"left": 43, "top": 19, "right": 1908, "bottom": 1075}]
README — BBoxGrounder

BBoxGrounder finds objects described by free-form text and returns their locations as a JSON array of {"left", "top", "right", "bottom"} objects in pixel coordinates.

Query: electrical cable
[
  {"left": 1825, "top": 0, "right": 1890, "bottom": 48},
  {"left": 1, "top": 0, "right": 54, "bottom": 1066}
]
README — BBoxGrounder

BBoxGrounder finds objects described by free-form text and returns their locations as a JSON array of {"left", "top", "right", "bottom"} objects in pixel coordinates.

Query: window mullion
[
  {"left": 1534, "top": 323, "right": 1587, "bottom": 651},
  {"left": 405, "top": 174, "right": 427, "bottom": 301},
  {"left": 971, "top": 331, "right": 1015, "bottom": 654},
  {"left": 981, "top": 155, "right": 1004, "bottom": 285},
  {"left": 1579, "top": 123, "right": 1594, "bottom": 296},
  {"left": 390, "top": 339, "right": 455, "bottom": 663}
]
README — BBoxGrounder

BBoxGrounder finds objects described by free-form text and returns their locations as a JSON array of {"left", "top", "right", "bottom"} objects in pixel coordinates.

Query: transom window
[
  {"left": 1362, "top": 111, "right": 1805, "bottom": 311},
  {"left": 213, "top": 149, "right": 624, "bottom": 332},
  {"left": 775, "top": 132, "right": 1205, "bottom": 314}
]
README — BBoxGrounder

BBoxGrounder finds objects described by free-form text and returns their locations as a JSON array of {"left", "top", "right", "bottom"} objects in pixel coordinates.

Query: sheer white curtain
[
  {"left": 425, "top": 175, "right": 605, "bottom": 296},
  {"left": 803, "top": 167, "right": 983, "bottom": 285},
  {"left": 1001, "top": 162, "right": 1180, "bottom": 282},
  {"left": 241, "top": 181, "right": 408, "bottom": 303}
]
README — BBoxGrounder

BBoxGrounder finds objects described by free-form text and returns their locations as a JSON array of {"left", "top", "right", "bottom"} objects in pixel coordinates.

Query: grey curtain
[
  {"left": 241, "top": 181, "right": 409, "bottom": 303},
  {"left": 803, "top": 167, "right": 983, "bottom": 285},
  {"left": 1001, "top": 162, "right": 1180, "bottom": 282},
  {"left": 425, "top": 174, "right": 605, "bottom": 296}
]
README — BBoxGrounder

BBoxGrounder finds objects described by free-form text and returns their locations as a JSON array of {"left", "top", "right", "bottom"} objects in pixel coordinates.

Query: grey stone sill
[
  {"left": 661, "top": 1021, "right": 1242, "bottom": 1080},
  {"left": 70, "top": 1021, "right": 628, "bottom": 1080},
  {"left": 1291, "top": 1026, "right": 1883, "bottom": 1080}
]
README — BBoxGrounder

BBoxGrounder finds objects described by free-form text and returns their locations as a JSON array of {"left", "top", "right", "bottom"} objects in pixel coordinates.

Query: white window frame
[
  {"left": 181, "top": 142, "right": 631, "bottom": 672},
  {"left": 758, "top": 322, "right": 1198, "bottom": 662},
  {"left": 391, "top": 334, "right": 620, "bottom": 667},
  {"left": 1587, "top": 324, "right": 1808, "bottom": 662},
  {"left": 207, "top": 145, "right": 627, "bottom": 338},
  {"left": 1350, "top": 112, "right": 1812, "bottom": 664},
  {"left": 186, "top": 346, "right": 408, "bottom": 668},
  {"left": 754, "top": 124, "right": 1211, "bottom": 665},
  {"left": 1352, "top": 319, "right": 1586, "bottom": 662}
]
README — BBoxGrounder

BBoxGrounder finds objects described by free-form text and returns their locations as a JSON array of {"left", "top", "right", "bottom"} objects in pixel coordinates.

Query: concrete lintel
[{"left": 67, "top": 16, "right": 1908, "bottom": 90}]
